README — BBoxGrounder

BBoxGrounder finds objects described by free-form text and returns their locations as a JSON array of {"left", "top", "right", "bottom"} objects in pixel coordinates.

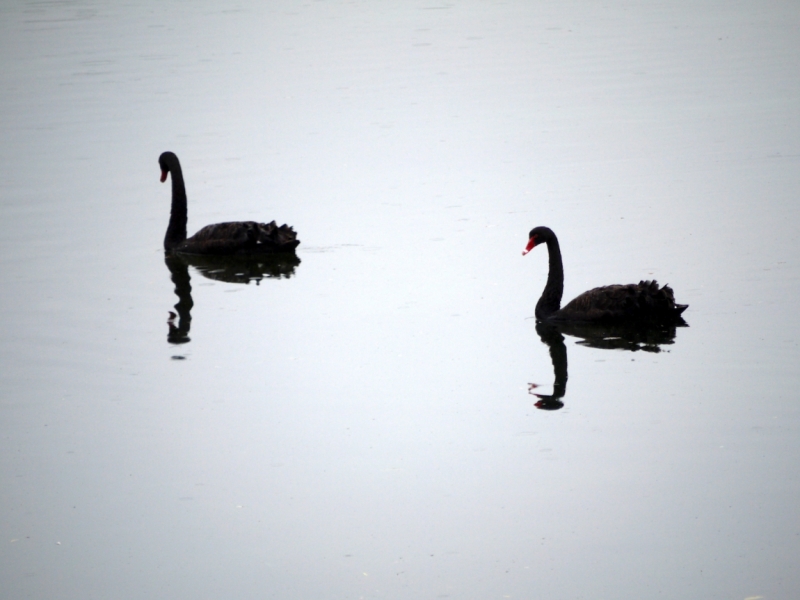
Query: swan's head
[
  {"left": 159, "top": 151, "right": 179, "bottom": 183},
  {"left": 523, "top": 226, "right": 554, "bottom": 256}
]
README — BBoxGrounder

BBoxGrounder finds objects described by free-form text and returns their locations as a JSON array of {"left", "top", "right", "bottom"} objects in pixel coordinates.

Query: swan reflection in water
[
  {"left": 529, "top": 317, "right": 688, "bottom": 410},
  {"left": 164, "top": 252, "right": 300, "bottom": 345}
]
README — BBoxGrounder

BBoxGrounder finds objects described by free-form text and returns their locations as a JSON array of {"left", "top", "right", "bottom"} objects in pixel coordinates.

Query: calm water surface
[{"left": 2, "top": 1, "right": 799, "bottom": 598}]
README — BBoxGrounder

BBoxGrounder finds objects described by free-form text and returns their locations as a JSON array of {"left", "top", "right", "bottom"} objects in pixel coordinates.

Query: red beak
[
  {"left": 160, "top": 170, "right": 168, "bottom": 183},
  {"left": 522, "top": 237, "right": 536, "bottom": 256}
]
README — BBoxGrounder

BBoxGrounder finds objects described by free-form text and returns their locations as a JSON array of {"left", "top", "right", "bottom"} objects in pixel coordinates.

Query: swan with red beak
[{"left": 523, "top": 226, "right": 687, "bottom": 323}]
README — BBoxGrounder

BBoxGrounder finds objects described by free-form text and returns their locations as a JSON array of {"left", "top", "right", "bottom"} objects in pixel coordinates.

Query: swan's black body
[
  {"left": 524, "top": 226, "right": 687, "bottom": 323},
  {"left": 159, "top": 151, "right": 299, "bottom": 255}
]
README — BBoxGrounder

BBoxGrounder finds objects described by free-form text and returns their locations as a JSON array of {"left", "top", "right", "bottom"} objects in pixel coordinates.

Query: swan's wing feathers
[
  {"left": 190, "top": 222, "right": 250, "bottom": 242},
  {"left": 559, "top": 284, "right": 638, "bottom": 320},
  {"left": 182, "top": 221, "right": 299, "bottom": 254},
  {"left": 558, "top": 280, "right": 687, "bottom": 322}
]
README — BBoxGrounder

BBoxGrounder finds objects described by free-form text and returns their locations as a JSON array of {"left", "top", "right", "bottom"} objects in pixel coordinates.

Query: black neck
[
  {"left": 535, "top": 235, "right": 564, "bottom": 319},
  {"left": 164, "top": 162, "right": 188, "bottom": 250}
]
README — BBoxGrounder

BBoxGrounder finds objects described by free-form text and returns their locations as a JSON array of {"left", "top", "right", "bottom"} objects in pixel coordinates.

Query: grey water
[{"left": 2, "top": 1, "right": 799, "bottom": 598}]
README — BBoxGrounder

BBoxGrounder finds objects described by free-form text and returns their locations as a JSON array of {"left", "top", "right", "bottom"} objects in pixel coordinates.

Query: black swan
[
  {"left": 159, "top": 151, "right": 299, "bottom": 255},
  {"left": 523, "top": 226, "right": 687, "bottom": 323}
]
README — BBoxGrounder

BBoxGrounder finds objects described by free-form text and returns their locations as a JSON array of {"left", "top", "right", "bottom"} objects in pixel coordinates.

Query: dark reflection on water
[
  {"left": 164, "top": 253, "right": 300, "bottom": 345},
  {"left": 530, "top": 318, "right": 688, "bottom": 410},
  {"left": 165, "top": 254, "right": 193, "bottom": 345},
  {"left": 558, "top": 317, "right": 688, "bottom": 353},
  {"left": 176, "top": 252, "right": 301, "bottom": 284},
  {"left": 529, "top": 323, "right": 569, "bottom": 410}
]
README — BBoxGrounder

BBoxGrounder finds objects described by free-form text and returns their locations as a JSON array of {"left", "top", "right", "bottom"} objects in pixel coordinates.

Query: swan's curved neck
[
  {"left": 536, "top": 236, "right": 564, "bottom": 320},
  {"left": 164, "top": 163, "right": 188, "bottom": 250}
]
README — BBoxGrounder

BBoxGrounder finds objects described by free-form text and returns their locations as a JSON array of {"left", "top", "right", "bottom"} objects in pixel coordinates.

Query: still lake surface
[{"left": 2, "top": 1, "right": 799, "bottom": 598}]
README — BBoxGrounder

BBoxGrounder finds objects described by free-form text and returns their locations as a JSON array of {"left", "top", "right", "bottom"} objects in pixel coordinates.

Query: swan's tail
[{"left": 256, "top": 221, "right": 300, "bottom": 252}]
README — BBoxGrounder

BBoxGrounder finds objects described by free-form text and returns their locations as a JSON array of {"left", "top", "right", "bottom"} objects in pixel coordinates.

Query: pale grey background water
[{"left": 1, "top": 1, "right": 799, "bottom": 598}]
